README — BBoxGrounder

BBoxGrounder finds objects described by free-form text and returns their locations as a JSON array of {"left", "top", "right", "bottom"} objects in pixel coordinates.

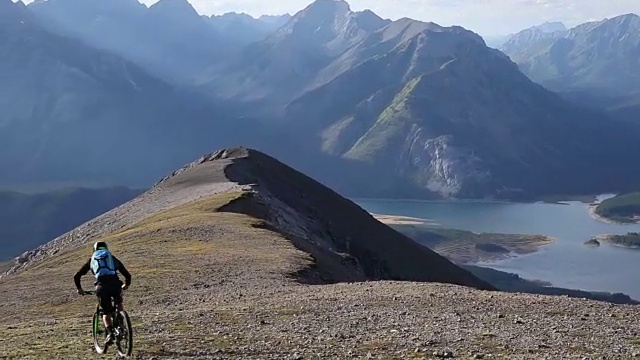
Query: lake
[{"left": 354, "top": 196, "right": 640, "bottom": 300}]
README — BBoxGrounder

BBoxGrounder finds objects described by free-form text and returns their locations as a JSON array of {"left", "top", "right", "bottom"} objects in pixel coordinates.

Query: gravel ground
[{"left": 2, "top": 191, "right": 640, "bottom": 359}]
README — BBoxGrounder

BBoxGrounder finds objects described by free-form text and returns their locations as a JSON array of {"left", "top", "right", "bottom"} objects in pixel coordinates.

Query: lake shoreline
[
  {"left": 440, "top": 234, "right": 557, "bottom": 265},
  {"left": 355, "top": 194, "right": 600, "bottom": 205},
  {"left": 595, "top": 234, "right": 640, "bottom": 249},
  {"left": 587, "top": 204, "right": 640, "bottom": 225},
  {"left": 372, "top": 212, "right": 556, "bottom": 265},
  {"left": 371, "top": 213, "right": 439, "bottom": 226},
  {"left": 360, "top": 198, "right": 640, "bottom": 302}
]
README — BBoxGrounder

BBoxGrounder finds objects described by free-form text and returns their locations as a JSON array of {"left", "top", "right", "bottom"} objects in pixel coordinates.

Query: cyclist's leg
[
  {"left": 96, "top": 282, "right": 114, "bottom": 330},
  {"left": 113, "top": 279, "right": 124, "bottom": 312}
]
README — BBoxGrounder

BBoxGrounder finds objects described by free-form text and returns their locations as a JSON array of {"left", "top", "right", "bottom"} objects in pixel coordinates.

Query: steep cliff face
[{"left": 398, "top": 134, "right": 490, "bottom": 197}]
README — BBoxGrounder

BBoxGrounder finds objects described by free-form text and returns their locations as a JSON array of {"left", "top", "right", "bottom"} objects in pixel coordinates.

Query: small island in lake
[
  {"left": 373, "top": 214, "right": 554, "bottom": 264},
  {"left": 593, "top": 193, "right": 640, "bottom": 224},
  {"left": 584, "top": 238, "right": 601, "bottom": 247},
  {"left": 599, "top": 233, "right": 640, "bottom": 249}
]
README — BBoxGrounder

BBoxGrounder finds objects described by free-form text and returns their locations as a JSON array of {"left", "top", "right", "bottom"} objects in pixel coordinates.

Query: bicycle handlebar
[{"left": 81, "top": 289, "right": 127, "bottom": 296}]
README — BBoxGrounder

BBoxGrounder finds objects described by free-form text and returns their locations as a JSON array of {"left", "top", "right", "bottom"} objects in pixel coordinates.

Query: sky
[
  {"left": 20, "top": 0, "right": 640, "bottom": 37},
  {"left": 155, "top": 0, "right": 640, "bottom": 37}
]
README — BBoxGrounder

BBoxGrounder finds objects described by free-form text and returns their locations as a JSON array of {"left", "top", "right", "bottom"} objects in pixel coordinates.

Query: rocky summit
[{"left": 2, "top": 148, "right": 640, "bottom": 359}]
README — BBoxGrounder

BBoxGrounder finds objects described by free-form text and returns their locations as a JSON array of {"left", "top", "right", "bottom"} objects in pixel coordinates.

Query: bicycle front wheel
[
  {"left": 91, "top": 307, "right": 107, "bottom": 355},
  {"left": 114, "top": 310, "right": 133, "bottom": 357}
]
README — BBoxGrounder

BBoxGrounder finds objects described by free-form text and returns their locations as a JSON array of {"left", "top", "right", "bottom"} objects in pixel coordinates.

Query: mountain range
[
  {"left": 2, "top": 0, "right": 640, "bottom": 200},
  {"left": 501, "top": 14, "right": 640, "bottom": 115},
  {"left": 201, "top": 1, "right": 640, "bottom": 198},
  {"left": 0, "top": 0, "right": 297, "bottom": 189},
  {"left": 485, "top": 21, "right": 566, "bottom": 48},
  {"left": 28, "top": 0, "right": 289, "bottom": 82}
]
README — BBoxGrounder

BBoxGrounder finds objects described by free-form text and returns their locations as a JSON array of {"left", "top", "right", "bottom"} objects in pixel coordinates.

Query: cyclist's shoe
[{"left": 105, "top": 328, "right": 115, "bottom": 346}]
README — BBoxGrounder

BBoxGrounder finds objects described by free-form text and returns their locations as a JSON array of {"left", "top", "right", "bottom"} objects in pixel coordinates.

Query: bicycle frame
[{"left": 83, "top": 289, "right": 133, "bottom": 357}]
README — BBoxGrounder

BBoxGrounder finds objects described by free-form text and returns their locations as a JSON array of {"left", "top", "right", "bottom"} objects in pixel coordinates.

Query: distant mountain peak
[
  {"left": 149, "top": 0, "right": 199, "bottom": 18},
  {"left": 214, "top": 11, "right": 253, "bottom": 19},
  {"left": 306, "top": 0, "right": 351, "bottom": 12},
  {"left": 604, "top": 12, "right": 640, "bottom": 26},
  {"left": 275, "top": 0, "right": 355, "bottom": 42},
  {"left": 354, "top": 9, "right": 389, "bottom": 32},
  {"left": 292, "top": 0, "right": 352, "bottom": 22},
  {"left": 609, "top": 13, "right": 639, "bottom": 21},
  {"left": 535, "top": 21, "right": 567, "bottom": 33},
  {"left": 259, "top": 14, "right": 292, "bottom": 24}
]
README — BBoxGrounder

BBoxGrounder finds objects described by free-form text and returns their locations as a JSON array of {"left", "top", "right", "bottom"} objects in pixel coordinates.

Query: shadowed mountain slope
[
  {"left": 28, "top": 0, "right": 226, "bottom": 82},
  {"left": 0, "top": 187, "right": 141, "bottom": 261},
  {"left": 0, "top": 0, "right": 285, "bottom": 189}
]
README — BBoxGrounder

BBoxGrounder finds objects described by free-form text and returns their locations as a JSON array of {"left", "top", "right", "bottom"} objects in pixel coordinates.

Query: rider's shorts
[{"left": 95, "top": 277, "right": 123, "bottom": 313}]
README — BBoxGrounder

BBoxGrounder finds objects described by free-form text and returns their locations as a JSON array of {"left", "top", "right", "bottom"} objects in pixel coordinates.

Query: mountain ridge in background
[
  {"left": 501, "top": 13, "right": 640, "bottom": 111},
  {"left": 27, "top": 0, "right": 288, "bottom": 82},
  {"left": 0, "top": 0, "right": 289, "bottom": 190},
  {"left": 3, "top": 0, "right": 640, "bottom": 200}
]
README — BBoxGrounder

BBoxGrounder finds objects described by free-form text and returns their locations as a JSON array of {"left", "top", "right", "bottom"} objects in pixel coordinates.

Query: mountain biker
[{"left": 74, "top": 241, "right": 131, "bottom": 344}]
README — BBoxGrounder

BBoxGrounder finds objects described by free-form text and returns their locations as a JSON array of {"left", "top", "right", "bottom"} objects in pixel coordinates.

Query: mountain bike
[{"left": 84, "top": 290, "right": 133, "bottom": 357}]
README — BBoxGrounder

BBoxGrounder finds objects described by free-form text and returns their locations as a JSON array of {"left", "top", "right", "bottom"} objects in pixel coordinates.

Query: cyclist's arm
[
  {"left": 73, "top": 259, "right": 91, "bottom": 290},
  {"left": 114, "top": 256, "right": 132, "bottom": 287}
]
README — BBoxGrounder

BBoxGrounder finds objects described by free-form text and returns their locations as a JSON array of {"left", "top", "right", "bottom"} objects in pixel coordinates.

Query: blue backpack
[{"left": 90, "top": 249, "right": 117, "bottom": 280}]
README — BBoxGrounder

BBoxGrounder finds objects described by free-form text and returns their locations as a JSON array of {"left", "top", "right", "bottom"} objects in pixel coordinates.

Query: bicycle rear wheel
[
  {"left": 91, "top": 306, "right": 107, "bottom": 355},
  {"left": 114, "top": 310, "right": 133, "bottom": 357}
]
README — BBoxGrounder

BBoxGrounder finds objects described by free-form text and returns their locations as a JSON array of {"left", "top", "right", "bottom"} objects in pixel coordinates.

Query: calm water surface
[{"left": 354, "top": 196, "right": 640, "bottom": 300}]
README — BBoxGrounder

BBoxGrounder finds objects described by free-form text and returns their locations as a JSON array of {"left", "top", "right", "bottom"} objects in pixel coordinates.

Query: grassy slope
[
  {"left": 595, "top": 193, "right": 640, "bottom": 223},
  {"left": 344, "top": 77, "right": 417, "bottom": 164},
  {"left": 0, "top": 191, "right": 314, "bottom": 358}
]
